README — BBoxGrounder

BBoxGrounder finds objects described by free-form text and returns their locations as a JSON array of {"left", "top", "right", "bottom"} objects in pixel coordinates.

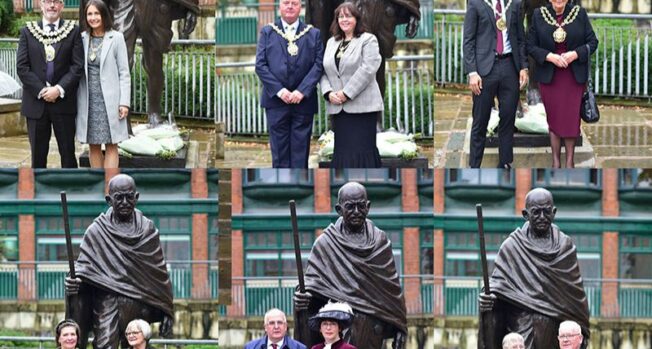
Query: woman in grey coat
[
  {"left": 320, "top": 2, "right": 383, "bottom": 168},
  {"left": 77, "top": 0, "right": 130, "bottom": 168}
]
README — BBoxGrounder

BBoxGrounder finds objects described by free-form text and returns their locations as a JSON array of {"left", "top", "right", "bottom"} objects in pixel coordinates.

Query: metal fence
[
  {"left": 225, "top": 274, "right": 434, "bottom": 317},
  {"left": 434, "top": 10, "right": 652, "bottom": 99},
  {"left": 216, "top": 55, "right": 434, "bottom": 137},
  {"left": 216, "top": 2, "right": 434, "bottom": 45},
  {"left": 222, "top": 275, "right": 652, "bottom": 318},
  {"left": 0, "top": 260, "right": 218, "bottom": 300},
  {"left": 430, "top": 276, "right": 652, "bottom": 318},
  {"left": 0, "top": 39, "right": 216, "bottom": 121},
  {"left": 0, "top": 337, "right": 218, "bottom": 349}
]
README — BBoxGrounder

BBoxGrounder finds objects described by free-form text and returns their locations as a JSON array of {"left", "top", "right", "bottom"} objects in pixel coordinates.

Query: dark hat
[{"left": 308, "top": 302, "right": 354, "bottom": 331}]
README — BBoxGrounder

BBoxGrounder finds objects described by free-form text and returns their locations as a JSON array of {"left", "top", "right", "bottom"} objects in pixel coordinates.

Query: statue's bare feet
[{"left": 148, "top": 113, "right": 162, "bottom": 128}]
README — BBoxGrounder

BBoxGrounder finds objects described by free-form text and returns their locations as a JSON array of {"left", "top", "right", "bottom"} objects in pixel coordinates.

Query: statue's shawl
[
  {"left": 491, "top": 222, "right": 590, "bottom": 334},
  {"left": 391, "top": 0, "right": 421, "bottom": 23},
  {"left": 75, "top": 208, "right": 174, "bottom": 317},
  {"left": 304, "top": 218, "right": 407, "bottom": 333}
]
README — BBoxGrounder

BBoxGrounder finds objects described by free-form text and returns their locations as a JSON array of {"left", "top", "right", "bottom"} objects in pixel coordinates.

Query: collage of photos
[{"left": 0, "top": 0, "right": 650, "bottom": 348}]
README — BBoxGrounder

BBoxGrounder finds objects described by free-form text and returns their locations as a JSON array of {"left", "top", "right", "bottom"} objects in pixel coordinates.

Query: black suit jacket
[
  {"left": 527, "top": 4, "right": 598, "bottom": 84},
  {"left": 463, "top": 0, "right": 528, "bottom": 76},
  {"left": 16, "top": 20, "right": 84, "bottom": 119}
]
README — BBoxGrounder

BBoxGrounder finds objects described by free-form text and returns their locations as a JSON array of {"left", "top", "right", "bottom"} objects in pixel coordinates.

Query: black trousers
[
  {"left": 26, "top": 109, "right": 77, "bottom": 168},
  {"left": 469, "top": 56, "right": 519, "bottom": 168}
]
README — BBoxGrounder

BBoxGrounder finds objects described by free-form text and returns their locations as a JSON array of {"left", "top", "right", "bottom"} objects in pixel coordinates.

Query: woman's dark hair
[
  {"left": 82, "top": 0, "right": 113, "bottom": 33},
  {"left": 55, "top": 319, "right": 80, "bottom": 347},
  {"left": 329, "top": 2, "right": 366, "bottom": 40}
]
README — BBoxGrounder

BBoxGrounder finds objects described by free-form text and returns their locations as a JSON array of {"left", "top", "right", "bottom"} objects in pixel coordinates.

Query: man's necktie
[
  {"left": 271, "top": 344, "right": 278, "bottom": 349},
  {"left": 495, "top": 0, "right": 504, "bottom": 54},
  {"left": 46, "top": 23, "right": 55, "bottom": 83}
]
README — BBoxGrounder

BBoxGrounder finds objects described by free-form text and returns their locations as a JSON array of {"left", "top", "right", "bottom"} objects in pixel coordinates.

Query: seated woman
[
  {"left": 125, "top": 319, "right": 154, "bottom": 349},
  {"left": 308, "top": 302, "right": 357, "bottom": 349},
  {"left": 320, "top": 2, "right": 383, "bottom": 168},
  {"left": 77, "top": 0, "right": 131, "bottom": 168},
  {"left": 55, "top": 319, "right": 81, "bottom": 349}
]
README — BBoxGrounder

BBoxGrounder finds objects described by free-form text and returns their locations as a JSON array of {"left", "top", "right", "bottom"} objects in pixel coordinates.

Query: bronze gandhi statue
[
  {"left": 294, "top": 182, "right": 407, "bottom": 349},
  {"left": 478, "top": 188, "right": 590, "bottom": 349},
  {"left": 65, "top": 174, "right": 174, "bottom": 349}
]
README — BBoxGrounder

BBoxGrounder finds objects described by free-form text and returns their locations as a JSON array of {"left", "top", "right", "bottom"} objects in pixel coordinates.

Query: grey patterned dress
[{"left": 87, "top": 36, "right": 112, "bottom": 144}]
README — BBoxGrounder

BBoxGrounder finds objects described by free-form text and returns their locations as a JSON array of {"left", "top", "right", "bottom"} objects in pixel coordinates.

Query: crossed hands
[
  {"left": 280, "top": 88, "right": 305, "bottom": 104},
  {"left": 328, "top": 90, "right": 348, "bottom": 105},
  {"left": 39, "top": 86, "right": 60, "bottom": 103},
  {"left": 546, "top": 50, "right": 578, "bottom": 69}
]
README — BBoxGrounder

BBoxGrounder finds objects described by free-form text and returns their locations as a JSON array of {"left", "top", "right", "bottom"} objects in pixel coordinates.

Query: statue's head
[
  {"left": 106, "top": 174, "right": 139, "bottom": 223},
  {"left": 558, "top": 320, "right": 583, "bottom": 349},
  {"left": 522, "top": 188, "right": 556, "bottom": 236},
  {"left": 279, "top": 0, "right": 301, "bottom": 25},
  {"left": 263, "top": 308, "right": 288, "bottom": 343},
  {"left": 335, "top": 182, "right": 370, "bottom": 232}
]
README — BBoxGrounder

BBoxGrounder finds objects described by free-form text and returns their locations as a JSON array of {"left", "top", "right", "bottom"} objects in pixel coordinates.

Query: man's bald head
[
  {"left": 337, "top": 182, "right": 367, "bottom": 204},
  {"left": 108, "top": 174, "right": 136, "bottom": 195},
  {"left": 524, "top": 188, "right": 554, "bottom": 209}
]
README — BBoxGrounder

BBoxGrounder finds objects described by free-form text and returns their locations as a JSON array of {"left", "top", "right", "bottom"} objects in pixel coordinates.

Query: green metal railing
[{"left": 0, "top": 261, "right": 218, "bottom": 300}]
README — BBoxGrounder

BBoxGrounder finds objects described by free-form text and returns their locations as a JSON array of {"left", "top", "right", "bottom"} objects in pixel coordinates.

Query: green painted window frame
[
  {"left": 243, "top": 230, "right": 315, "bottom": 277},
  {"left": 330, "top": 169, "right": 401, "bottom": 184},
  {"left": 619, "top": 169, "right": 652, "bottom": 189},
  {"left": 417, "top": 169, "right": 434, "bottom": 184},
  {"left": 0, "top": 215, "right": 18, "bottom": 261},
  {"left": 445, "top": 169, "right": 515, "bottom": 187},
  {"left": 244, "top": 169, "right": 313, "bottom": 186},
  {"left": 533, "top": 169, "right": 601, "bottom": 188},
  {"left": 420, "top": 229, "right": 433, "bottom": 275}
]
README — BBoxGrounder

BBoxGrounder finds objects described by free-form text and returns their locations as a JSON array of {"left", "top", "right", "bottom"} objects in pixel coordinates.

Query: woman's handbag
[{"left": 580, "top": 44, "right": 600, "bottom": 123}]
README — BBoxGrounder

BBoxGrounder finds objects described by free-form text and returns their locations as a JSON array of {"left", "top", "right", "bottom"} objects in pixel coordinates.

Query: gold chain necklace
[
  {"left": 541, "top": 5, "right": 580, "bottom": 43},
  {"left": 336, "top": 40, "right": 351, "bottom": 59},
  {"left": 89, "top": 36, "right": 103, "bottom": 62},
  {"left": 481, "top": 0, "right": 513, "bottom": 31},
  {"left": 269, "top": 23, "right": 313, "bottom": 56},
  {"left": 26, "top": 21, "right": 75, "bottom": 62}
]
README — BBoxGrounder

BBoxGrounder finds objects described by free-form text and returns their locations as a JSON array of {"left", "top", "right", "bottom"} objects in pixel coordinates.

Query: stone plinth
[{"left": 0, "top": 98, "right": 27, "bottom": 137}]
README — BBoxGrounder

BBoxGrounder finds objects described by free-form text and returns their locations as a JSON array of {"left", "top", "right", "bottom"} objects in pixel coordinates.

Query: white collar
[
  {"left": 280, "top": 19, "right": 298, "bottom": 32},
  {"left": 42, "top": 18, "right": 61, "bottom": 30}
]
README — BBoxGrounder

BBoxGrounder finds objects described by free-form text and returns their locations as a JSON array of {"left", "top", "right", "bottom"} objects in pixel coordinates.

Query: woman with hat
[{"left": 308, "top": 302, "right": 358, "bottom": 349}]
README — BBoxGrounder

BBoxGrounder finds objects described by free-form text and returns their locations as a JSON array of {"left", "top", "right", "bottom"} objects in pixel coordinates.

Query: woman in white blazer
[
  {"left": 77, "top": 0, "right": 130, "bottom": 168},
  {"left": 320, "top": 2, "right": 383, "bottom": 168}
]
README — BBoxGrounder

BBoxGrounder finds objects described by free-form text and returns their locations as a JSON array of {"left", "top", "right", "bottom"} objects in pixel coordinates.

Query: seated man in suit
[
  {"left": 16, "top": 0, "right": 83, "bottom": 168},
  {"left": 463, "top": 0, "right": 528, "bottom": 168},
  {"left": 255, "top": 0, "right": 324, "bottom": 168}
]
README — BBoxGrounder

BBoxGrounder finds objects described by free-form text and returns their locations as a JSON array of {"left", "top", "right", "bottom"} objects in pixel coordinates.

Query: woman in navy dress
[{"left": 527, "top": 0, "right": 598, "bottom": 168}]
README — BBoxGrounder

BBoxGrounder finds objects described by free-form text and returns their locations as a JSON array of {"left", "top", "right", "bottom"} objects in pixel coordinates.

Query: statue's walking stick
[
  {"left": 477, "top": 204, "right": 496, "bottom": 349},
  {"left": 290, "top": 200, "right": 309, "bottom": 342},
  {"left": 61, "top": 192, "right": 76, "bottom": 319}
]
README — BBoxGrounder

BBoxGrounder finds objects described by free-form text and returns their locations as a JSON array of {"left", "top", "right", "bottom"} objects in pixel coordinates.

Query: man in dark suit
[
  {"left": 16, "top": 0, "right": 83, "bottom": 168},
  {"left": 255, "top": 0, "right": 323, "bottom": 168},
  {"left": 463, "top": 0, "right": 528, "bottom": 168}
]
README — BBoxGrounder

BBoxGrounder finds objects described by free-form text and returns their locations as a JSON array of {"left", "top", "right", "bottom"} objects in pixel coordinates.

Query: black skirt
[{"left": 330, "top": 111, "right": 382, "bottom": 168}]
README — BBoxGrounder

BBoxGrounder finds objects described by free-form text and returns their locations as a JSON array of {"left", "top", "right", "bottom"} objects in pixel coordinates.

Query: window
[
  {"left": 244, "top": 231, "right": 315, "bottom": 277},
  {"left": 444, "top": 232, "right": 509, "bottom": 277},
  {"left": 620, "top": 234, "right": 652, "bottom": 279},
  {"left": 420, "top": 230, "right": 433, "bottom": 275},
  {"left": 569, "top": 234, "right": 601, "bottom": 279},
  {"left": 534, "top": 169, "right": 600, "bottom": 187},
  {"left": 0, "top": 216, "right": 18, "bottom": 261},
  {"left": 245, "top": 169, "right": 312, "bottom": 185},
  {"left": 447, "top": 169, "right": 513, "bottom": 186},
  {"left": 331, "top": 169, "right": 400, "bottom": 184},
  {"left": 620, "top": 169, "right": 652, "bottom": 188}
]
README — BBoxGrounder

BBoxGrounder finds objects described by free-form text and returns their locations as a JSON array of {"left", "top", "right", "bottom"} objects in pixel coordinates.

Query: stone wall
[
  {"left": 0, "top": 301, "right": 219, "bottom": 340},
  {"left": 0, "top": 99, "right": 26, "bottom": 137},
  {"left": 219, "top": 316, "right": 652, "bottom": 349}
]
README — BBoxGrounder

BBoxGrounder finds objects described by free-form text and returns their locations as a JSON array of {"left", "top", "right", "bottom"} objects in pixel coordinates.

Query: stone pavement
[
  {"left": 215, "top": 137, "right": 435, "bottom": 168},
  {"left": 0, "top": 124, "right": 217, "bottom": 168},
  {"left": 434, "top": 93, "right": 652, "bottom": 168}
]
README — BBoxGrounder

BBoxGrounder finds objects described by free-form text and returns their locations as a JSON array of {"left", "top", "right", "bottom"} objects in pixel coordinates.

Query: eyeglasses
[
  {"left": 112, "top": 192, "right": 136, "bottom": 201},
  {"left": 125, "top": 331, "right": 142, "bottom": 336},
  {"left": 558, "top": 333, "right": 580, "bottom": 340},
  {"left": 528, "top": 207, "right": 552, "bottom": 216},
  {"left": 43, "top": 0, "right": 63, "bottom": 5},
  {"left": 343, "top": 200, "right": 367, "bottom": 211}
]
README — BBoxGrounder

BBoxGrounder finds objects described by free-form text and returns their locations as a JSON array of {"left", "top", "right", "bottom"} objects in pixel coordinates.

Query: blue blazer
[
  {"left": 255, "top": 19, "right": 323, "bottom": 115},
  {"left": 244, "top": 335, "right": 308, "bottom": 349}
]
